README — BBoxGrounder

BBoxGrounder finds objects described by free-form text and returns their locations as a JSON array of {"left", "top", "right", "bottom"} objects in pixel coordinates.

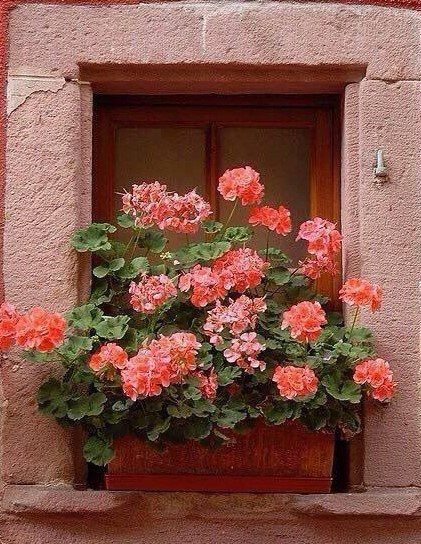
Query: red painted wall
[{"left": 0, "top": 0, "right": 420, "bottom": 303}]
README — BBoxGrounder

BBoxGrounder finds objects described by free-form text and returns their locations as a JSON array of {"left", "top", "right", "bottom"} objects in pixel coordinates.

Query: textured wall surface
[{"left": 1, "top": 1, "right": 421, "bottom": 543}]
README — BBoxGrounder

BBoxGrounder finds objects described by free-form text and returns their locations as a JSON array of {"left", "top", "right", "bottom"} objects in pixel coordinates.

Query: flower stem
[
  {"left": 348, "top": 307, "right": 360, "bottom": 339},
  {"left": 224, "top": 200, "right": 238, "bottom": 231},
  {"left": 128, "top": 232, "right": 141, "bottom": 260},
  {"left": 265, "top": 231, "right": 270, "bottom": 262}
]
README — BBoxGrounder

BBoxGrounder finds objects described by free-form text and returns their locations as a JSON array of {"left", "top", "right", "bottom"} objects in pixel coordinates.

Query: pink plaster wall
[{"left": 1, "top": 1, "right": 421, "bottom": 542}]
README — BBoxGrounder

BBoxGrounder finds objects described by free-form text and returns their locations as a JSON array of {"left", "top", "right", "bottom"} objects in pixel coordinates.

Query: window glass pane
[
  {"left": 219, "top": 127, "right": 310, "bottom": 262},
  {"left": 114, "top": 127, "right": 207, "bottom": 244}
]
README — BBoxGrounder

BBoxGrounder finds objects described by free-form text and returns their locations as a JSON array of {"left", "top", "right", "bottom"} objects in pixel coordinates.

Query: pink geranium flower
[
  {"left": 89, "top": 343, "right": 128, "bottom": 373},
  {"left": 281, "top": 300, "right": 327, "bottom": 343},
  {"left": 353, "top": 358, "right": 396, "bottom": 401},
  {"left": 155, "top": 189, "right": 212, "bottom": 234},
  {"left": 179, "top": 265, "right": 227, "bottom": 307},
  {"left": 129, "top": 274, "right": 177, "bottom": 314},
  {"left": 193, "top": 369, "right": 218, "bottom": 400},
  {"left": 122, "top": 183, "right": 211, "bottom": 234},
  {"left": 248, "top": 205, "right": 292, "bottom": 235},
  {"left": 15, "top": 307, "right": 66, "bottom": 352},
  {"left": 224, "top": 332, "right": 266, "bottom": 373},
  {"left": 299, "top": 256, "right": 338, "bottom": 280},
  {"left": 213, "top": 248, "right": 268, "bottom": 293},
  {"left": 273, "top": 365, "right": 319, "bottom": 399},
  {"left": 122, "top": 181, "right": 169, "bottom": 228},
  {"left": 0, "top": 303, "right": 21, "bottom": 350},
  {"left": 203, "top": 295, "right": 267, "bottom": 339},
  {"left": 296, "top": 217, "right": 342, "bottom": 264},
  {"left": 339, "top": 278, "right": 382, "bottom": 312},
  {"left": 121, "top": 332, "right": 201, "bottom": 400},
  {"left": 218, "top": 166, "right": 264, "bottom": 205}
]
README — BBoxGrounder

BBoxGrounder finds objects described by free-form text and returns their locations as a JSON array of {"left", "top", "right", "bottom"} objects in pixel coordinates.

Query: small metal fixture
[{"left": 374, "top": 149, "right": 388, "bottom": 180}]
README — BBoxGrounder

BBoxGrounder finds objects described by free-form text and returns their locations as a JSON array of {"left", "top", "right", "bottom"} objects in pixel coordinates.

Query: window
[
  {"left": 93, "top": 94, "right": 344, "bottom": 490},
  {"left": 93, "top": 95, "right": 340, "bottom": 305}
]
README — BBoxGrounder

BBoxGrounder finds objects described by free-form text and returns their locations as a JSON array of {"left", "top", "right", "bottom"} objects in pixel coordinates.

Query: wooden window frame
[{"left": 93, "top": 94, "right": 341, "bottom": 305}]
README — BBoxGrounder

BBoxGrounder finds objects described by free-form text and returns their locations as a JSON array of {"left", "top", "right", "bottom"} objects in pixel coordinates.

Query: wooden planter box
[{"left": 105, "top": 421, "right": 334, "bottom": 493}]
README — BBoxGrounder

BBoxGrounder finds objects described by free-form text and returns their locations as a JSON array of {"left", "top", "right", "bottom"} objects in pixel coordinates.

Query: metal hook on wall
[{"left": 374, "top": 150, "right": 388, "bottom": 181}]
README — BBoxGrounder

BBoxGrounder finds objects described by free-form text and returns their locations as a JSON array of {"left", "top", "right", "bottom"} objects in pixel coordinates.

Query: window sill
[{"left": 1, "top": 485, "right": 420, "bottom": 519}]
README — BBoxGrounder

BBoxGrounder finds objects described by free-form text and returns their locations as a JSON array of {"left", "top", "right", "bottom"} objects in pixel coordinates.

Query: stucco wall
[{"left": 1, "top": 1, "right": 421, "bottom": 543}]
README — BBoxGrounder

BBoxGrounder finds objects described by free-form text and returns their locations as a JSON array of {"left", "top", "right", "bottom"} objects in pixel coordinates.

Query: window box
[{"left": 105, "top": 421, "right": 334, "bottom": 492}]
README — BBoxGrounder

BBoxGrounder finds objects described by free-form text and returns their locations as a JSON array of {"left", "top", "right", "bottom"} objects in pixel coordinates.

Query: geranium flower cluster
[
  {"left": 0, "top": 303, "right": 20, "bottom": 349},
  {"left": 223, "top": 332, "right": 266, "bottom": 373},
  {"left": 129, "top": 274, "right": 177, "bottom": 314},
  {"left": 179, "top": 248, "right": 267, "bottom": 307},
  {"left": 121, "top": 332, "right": 201, "bottom": 400},
  {"left": 203, "top": 295, "right": 267, "bottom": 344},
  {"left": 89, "top": 343, "right": 128, "bottom": 373},
  {"left": 122, "top": 182, "right": 211, "bottom": 234},
  {"left": 0, "top": 303, "right": 66, "bottom": 352},
  {"left": 179, "top": 265, "right": 226, "bottom": 307},
  {"left": 249, "top": 205, "right": 292, "bottom": 236},
  {"left": 297, "top": 217, "right": 342, "bottom": 279},
  {"left": 281, "top": 301, "right": 327, "bottom": 343},
  {"left": 213, "top": 248, "right": 268, "bottom": 293},
  {"left": 273, "top": 365, "right": 319, "bottom": 399},
  {"left": 353, "top": 358, "right": 396, "bottom": 401},
  {"left": 193, "top": 369, "right": 218, "bottom": 400},
  {"left": 339, "top": 278, "right": 382, "bottom": 312},
  {"left": 0, "top": 166, "right": 398, "bottom": 465},
  {"left": 218, "top": 166, "right": 264, "bottom": 205}
]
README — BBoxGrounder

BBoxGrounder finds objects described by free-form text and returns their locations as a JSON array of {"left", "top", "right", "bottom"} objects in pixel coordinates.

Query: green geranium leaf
[
  {"left": 139, "top": 230, "right": 168, "bottom": 253},
  {"left": 216, "top": 399, "right": 247, "bottom": 429},
  {"left": 202, "top": 220, "right": 223, "bottom": 234},
  {"left": 185, "top": 417, "right": 212, "bottom": 440},
  {"left": 323, "top": 375, "right": 362, "bottom": 403},
  {"left": 327, "top": 312, "right": 344, "bottom": 326},
  {"left": 119, "top": 328, "right": 142, "bottom": 352},
  {"left": 333, "top": 341, "right": 354, "bottom": 357},
  {"left": 262, "top": 401, "right": 294, "bottom": 425},
  {"left": 94, "top": 315, "right": 130, "bottom": 340},
  {"left": 83, "top": 435, "right": 114, "bottom": 466},
  {"left": 93, "top": 258, "right": 125, "bottom": 278},
  {"left": 89, "top": 280, "right": 114, "bottom": 305},
  {"left": 216, "top": 365, "right": 242, "bottom": 386},
  {"left": 260, "top": 248, "right": 290, "bottom": 265},
  {"left": 71, "top": 223, "right": 116, "bottom": 253},
  {"left": 348, "top": 327, "right": 373, "bottom": 342},
  {"left": 67, "top": 397, "right": 89, "bottom": 421},
  {"left": 301, "top": 406, "right": 330, "bottom": 430},
  {"left": 172, "top": 241, "right": 230, "bottom": 265},
  {"left": 37, "top": 379, "right": 71, "bottom": 418},
  {"left": 117, "top": 213, "right": 136, "bottom": 229},
  {"left": 147, "top": 417, "right": 171, "bottom": 441},
  {"left": 86, "top": 392, "right": 107, "bottom": 416},
  {"left": 289, "top": 274, "right": 310, "bottom": 288},
  {"left": 183, "top": 384, "right": 202, "bottom": 401},
  {"left": 112, "top": 399, "right": 134, "bottom": 412},
  {"left": 109, "top": 258, "right": 125, "bottom": 271},
  {"left": 167, "top": 404, "right": 193, "bottom": 419},
  {"left": 66, "top": 304, "right": 103, "bottom": 331},
  {"left": 58, "top": 335, "right": 93, "bottom": 359},
  {"left": 221, "top": 226, "right": 252, "bottom": 243},
  {"left": 117, "top": 256, "right": 149, "bottom": 279},
  {"left": 22, "top": 350, "right": 55, "bottom": 363},
  {"left": 216, "top": 408, "right": 247, "bottom": 429},
  {"left": 266, "top": 267, "right": 291, "bottom": 285},
  {"left": 92, "top": 264, "right": 109, "bottom": 279},
  {"left": 67, "top": 392, "right": 107, "bottom": 421},
  {"left": 264, "top": 338, "right": 284, "bottom": 350},
  {"left": 191, "top": 398, "right": 217, "bottom": 417}
]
